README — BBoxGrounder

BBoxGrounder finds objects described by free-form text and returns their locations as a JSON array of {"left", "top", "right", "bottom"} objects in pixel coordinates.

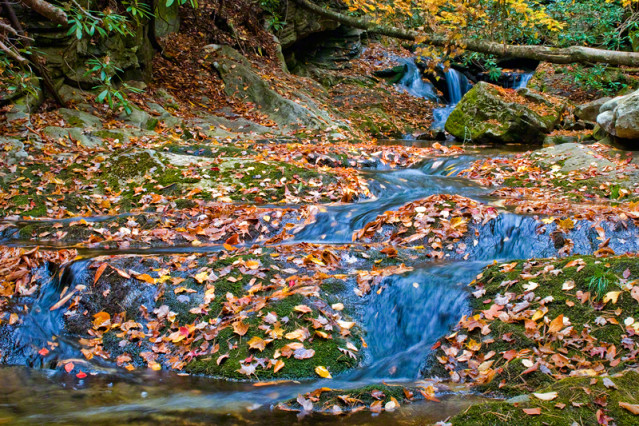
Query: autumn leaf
[
  {"left": 533, "top": 391, "right": 558, "bottom": 401},
  {"left": 603, "top": 291, "right": 622, "bottom": 304},
  {"left": 94, "top": 263, "right": 107, "bottom": 284},
  {"left": 548, "top": 314, "right": 564, "bottom": 334},
  {"left": 93, "top": 311, "right": 111, "bottom": 329},
  {"left": 247, "top": 336, "right": 269, "bottom": 352},
  {"left": 232, "top": 321, "right": 249, "bottom": 336},
  {"left": 274, "top": 359, "right": 285, "bottom": 373},
  {"left": 135, "top": 273, "right": 156, "bottom": 284},
  {"left": 523, "top": 408, "right": 541, "bottom": 415},
  {"left": 619, "top": 402, "right": 639, "bottom": 415},
  {"left": 315, "top": 366, "right": 332, "bottom": 378}
]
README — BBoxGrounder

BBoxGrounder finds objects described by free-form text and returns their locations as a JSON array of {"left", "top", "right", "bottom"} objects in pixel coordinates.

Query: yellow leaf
[
  {"left": 557, "top": 218, "right": 574, "bottom": 231},
  {"left": 247, "top": 336, "right": 269, "bottom": 352},
  {"left": 194, "top": 271, "right": 209, "bottom": 284},
  {"left": 604, "top": 291, "right": 622, "bottom": 304},
  {"left": 315, "top": 366, "right": 332, "bottom": 378},
  {"left": 541, "top": 217, "right": 555, "bottom": 224},
  {"left": 245, "top": 260, "right": 261, "bottom": 270},
  {"left": 93, "top": 311, "right": 111, "bottom": 329},
  {"left": 274, "top": 359, "right": 285, "bottom": 373}
]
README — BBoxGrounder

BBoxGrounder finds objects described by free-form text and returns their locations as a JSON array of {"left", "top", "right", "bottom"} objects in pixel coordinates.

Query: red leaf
[
  {"left": 64, "top": 362, "right": 74, "bottom": 373},
  {"left": 38, "top": 348, "right": 49, "bottom": 356},
  {"left": 76, "top": 371, "right": 87, "bottom": 379}
]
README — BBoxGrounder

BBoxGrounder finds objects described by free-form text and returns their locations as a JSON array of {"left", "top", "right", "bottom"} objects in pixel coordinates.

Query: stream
[
  {"left": 2, "top": 59, "right": 634, "bottom": 424},
  {"left": 3, "top": 136, "right": 639, "bottom": 425}
]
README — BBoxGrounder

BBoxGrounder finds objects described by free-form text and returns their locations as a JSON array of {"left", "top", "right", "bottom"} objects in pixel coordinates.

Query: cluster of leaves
[
  {"left": 461, "top": 142, "right": 639, "bottom": 204},
  {"left": 278, "top": 383, "right": 441, "bottom": 415},
  {"left": 40, "top": 248, "right": 368, "bottom": 379},
  {"left": 353, "top": 193, "right": 498, "bottom": 254},
  {"left": 432, "top": 255, "right": 639, "bottom": 393}
]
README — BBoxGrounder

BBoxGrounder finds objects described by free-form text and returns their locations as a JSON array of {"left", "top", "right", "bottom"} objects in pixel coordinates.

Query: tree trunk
[
  {"left": 19, "top": 0, "right": 67, "bottom": 25},
  {"left": 292, "top": 0, "right": 639, "bottom": 67}
]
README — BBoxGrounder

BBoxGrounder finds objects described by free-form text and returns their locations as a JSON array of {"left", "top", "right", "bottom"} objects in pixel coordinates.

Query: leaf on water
[
  {"left": 385, "top": 397, "right": 399, "bottom": 412},
  {"left": 315, "top": 366, "right": 332, "bottom": 378},
  {"left": 533, "top": 391, "right": 558, "bottom": 401},
  {"left": 370, "top": 400, "right": 383, "bottom": 413},
  {"left": 297, "top": 394, "right": 313, "bottom": 412}
]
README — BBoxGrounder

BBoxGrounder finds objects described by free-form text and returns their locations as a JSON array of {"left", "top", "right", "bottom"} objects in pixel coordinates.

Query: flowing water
[
  {"left": 5, "top": 58, "right": 627, "bottom": 424},
  {"left": 9, "top": 130, "right": 638, "bottom": 424}
]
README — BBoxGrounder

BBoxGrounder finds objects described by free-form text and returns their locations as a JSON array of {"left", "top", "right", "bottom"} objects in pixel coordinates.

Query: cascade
[{"left": 396, "top": 57, "right": 438, "bottom": 101}]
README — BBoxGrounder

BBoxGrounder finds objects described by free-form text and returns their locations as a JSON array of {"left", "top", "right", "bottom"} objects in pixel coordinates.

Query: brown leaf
[{"left": 523, "top": 408, "right": 541, "bottom": 415}]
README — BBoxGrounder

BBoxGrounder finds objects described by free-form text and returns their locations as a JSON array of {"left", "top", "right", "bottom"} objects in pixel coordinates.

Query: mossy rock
[
  {"left": 452, "top": 371, "right": 639, "bottom": 425},
  {"left": 445, "top": 82, "right": 567, "bottom": 144}
]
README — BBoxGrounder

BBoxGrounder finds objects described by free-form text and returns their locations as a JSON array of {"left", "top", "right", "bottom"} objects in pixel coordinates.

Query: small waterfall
[
  {"left": 431, "top": 68, "right": 471, "bottom": 130},
  {"left": 512, "top": 71, "right": 534, "bottom": 89},
  {"left": 396, "top": 58, "right": 438, "bottom": 101}
]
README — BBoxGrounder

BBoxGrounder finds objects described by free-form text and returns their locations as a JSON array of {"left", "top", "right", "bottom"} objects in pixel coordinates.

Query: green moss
[{"left": 452, "top": 371, "right": 639, "bottom": 426}]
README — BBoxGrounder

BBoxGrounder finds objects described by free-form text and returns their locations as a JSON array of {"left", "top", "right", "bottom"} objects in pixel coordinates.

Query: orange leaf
[
  {"left": 94, "top": 263, "right": 107, "bottom": 284},
  {"left": 548, "top": 314, "right": 564, "bottom": 334},
  {"left": 523, "top": 408, "right": 541, "bottom": 415}
]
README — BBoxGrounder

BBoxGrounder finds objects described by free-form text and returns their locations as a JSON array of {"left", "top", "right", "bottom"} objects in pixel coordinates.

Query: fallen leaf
[{"left": 315, "top": 366, "right": 332, "bottom": 378}]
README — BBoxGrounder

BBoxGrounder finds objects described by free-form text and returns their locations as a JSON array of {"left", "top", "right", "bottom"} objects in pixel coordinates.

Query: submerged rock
[
  {"left": 445, "top": 82, "right": 566, "bottom": 144},
  {"left": 597, "top": 89, "right": 639, "bottom": 143}
]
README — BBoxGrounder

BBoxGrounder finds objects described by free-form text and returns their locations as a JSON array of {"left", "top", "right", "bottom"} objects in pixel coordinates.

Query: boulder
[
  {"left": 575, "top": 97, "right": 612, "bottom": 123},
  {"left": 59, "top": 108, "right": 102, "bottom": 128},
  {"left": 445, "top": 82, "right": 567, "bottom": 144},
  {"left": 205, "top": 45, "right": 337, "bottom": 130},
  {"left": 597, "top": 90, "right": 639, "bottom": 142}
]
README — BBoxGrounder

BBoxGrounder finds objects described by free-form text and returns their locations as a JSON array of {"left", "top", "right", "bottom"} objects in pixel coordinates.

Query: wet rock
[
  {"left": 535, "top": 143, "right": 615, "bottom": 172},
  {"left": 597, "top": 89, "right": 639, "bottom": 142},
  {"left": 575, "top": 96, "right": 612, "bottom": 123},
  {"left": 416, "top": 129, "right": 446, "bottom": 141},
  {"left": 445, "top": 82, "right": 567, "bottom": 144},
  {"left": 278, "top": 2, "right": 340, "bottom": 49}
]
